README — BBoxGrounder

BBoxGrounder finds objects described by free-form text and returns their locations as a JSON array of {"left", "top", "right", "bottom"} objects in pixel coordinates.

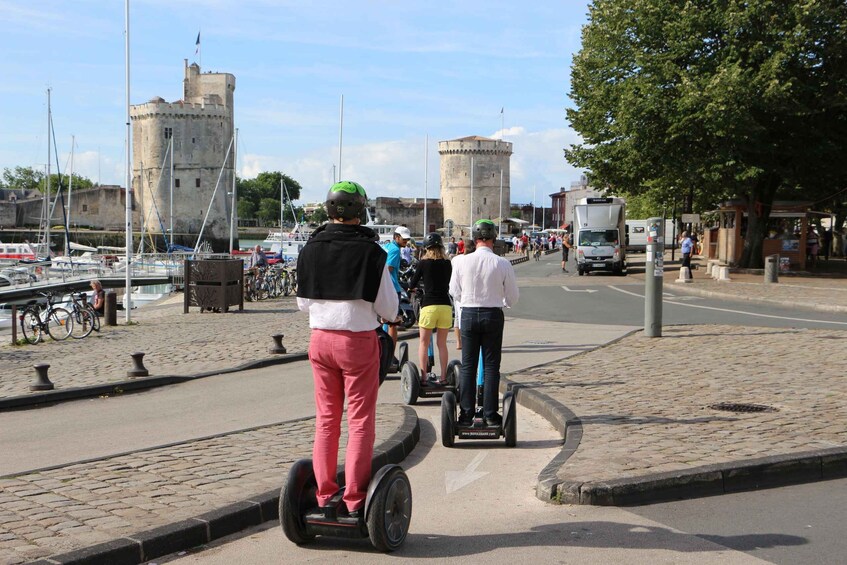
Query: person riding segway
[
  {"left": 282, "top": 181, "right": 412, "bottom": 551},
  {"left": 400, "top": 232, "right": 459, "bottom": 404},
  {"left": 442, "top": 219, "right": 520, "bottom": 447}
]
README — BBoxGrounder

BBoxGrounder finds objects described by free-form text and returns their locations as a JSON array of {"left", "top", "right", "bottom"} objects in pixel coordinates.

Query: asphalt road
[{"left": 509, "top": 255, "right": 847, "bottom": 330}]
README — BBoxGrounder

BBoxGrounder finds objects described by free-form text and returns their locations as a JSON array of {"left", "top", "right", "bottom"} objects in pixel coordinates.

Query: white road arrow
[
  {"left": 445, "top": 452, "right": 489, "bottom": 494},
  {"left": 561, "top": 285, "right": 598, "bottom": 293}
]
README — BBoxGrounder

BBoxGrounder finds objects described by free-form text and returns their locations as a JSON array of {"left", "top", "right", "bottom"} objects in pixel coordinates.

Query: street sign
[{"left": 681, "top": 213, "right": 700, "bottom": 224}]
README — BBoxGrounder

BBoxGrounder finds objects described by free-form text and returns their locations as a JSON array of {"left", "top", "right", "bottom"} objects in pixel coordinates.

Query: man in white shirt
[
  {"left": 296, "top": 181, "right": 398, "bottom": 519},
  {"left": 449, "top": 219, "right": 519, "bottom": 426}
]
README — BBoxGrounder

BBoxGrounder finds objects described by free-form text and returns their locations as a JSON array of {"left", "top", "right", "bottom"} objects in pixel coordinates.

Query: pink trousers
[{"left": 308, "top": 329, "right": 380, "bottom": 511}]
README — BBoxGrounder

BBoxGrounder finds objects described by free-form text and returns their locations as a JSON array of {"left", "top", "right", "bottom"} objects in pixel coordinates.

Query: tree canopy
[
  {"left": 2, "top": 166, "right": 95, "bottom": 193},
  {"left": 236, "top": 172, "right": 303, "bottom": 225},
  {"left": 566, "top": 0, "right": 847, "bottom": 267}
]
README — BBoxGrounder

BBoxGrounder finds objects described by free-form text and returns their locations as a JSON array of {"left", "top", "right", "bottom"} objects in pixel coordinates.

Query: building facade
[
  {"left": 372, "top": 197, "right": 443, "bottom": 236},
  {"left": 439, "top": 136, "right": 512, "bottom": 235},
  {"left": 130, "top": 61, "right": 236, "bottom": 250}
]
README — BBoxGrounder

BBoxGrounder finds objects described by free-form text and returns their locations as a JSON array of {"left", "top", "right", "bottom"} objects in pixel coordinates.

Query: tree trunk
[{"left": 738, "top": 175, "right": 780, "bottom": 269}]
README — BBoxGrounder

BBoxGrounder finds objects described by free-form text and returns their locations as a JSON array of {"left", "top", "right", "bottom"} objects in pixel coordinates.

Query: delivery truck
[{"left": 574, "top": 197, "right": 627, "bottom": 276}]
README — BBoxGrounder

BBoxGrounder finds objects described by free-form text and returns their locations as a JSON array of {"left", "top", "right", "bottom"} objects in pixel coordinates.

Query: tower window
[
  {"left": 164, "top": 127, "right": 173, "bottom": 139},
  {"left": 192, "top": 137, "right": 195, "bottom": 143},
  {"left": 195, "top": 178, "right": 201, "bottom": 188},
  {"left": 175, "top": 179, "right": 180, "bottom": 188}
]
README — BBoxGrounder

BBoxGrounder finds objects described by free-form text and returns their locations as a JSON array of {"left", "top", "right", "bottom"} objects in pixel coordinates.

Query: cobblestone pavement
[
  {"left": 508, "top": 324, "right": 847, "bottom": 487},
  {"left": 0, "top": 295, "right": 312, "bottom": 399},
  {"left": 0, "top": 404, "right": 407, "bottom": 564}
]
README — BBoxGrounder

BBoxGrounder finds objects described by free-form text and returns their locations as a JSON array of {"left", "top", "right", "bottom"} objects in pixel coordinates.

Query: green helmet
[
  {"left": 472, "top": 219, "right": 498, "bottom": 241},
  {"left": 325, "top": 181, "right": 367, "bottom": 221}
]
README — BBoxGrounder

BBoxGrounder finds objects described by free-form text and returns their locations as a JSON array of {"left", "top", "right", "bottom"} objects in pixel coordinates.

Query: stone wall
[
  {"left": 9, "top": 186, "right": 141, "bottom": 230},
  {"left": 373, "top": 197, "right": 443, "bottom": 236}
]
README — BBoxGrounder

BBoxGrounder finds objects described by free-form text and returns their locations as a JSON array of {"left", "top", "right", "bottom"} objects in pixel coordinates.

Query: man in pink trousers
[{"left": 296, "top": 181, "right": 399, "bottom": 517}]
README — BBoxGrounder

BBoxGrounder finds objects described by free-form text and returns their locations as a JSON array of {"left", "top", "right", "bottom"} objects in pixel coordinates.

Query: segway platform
[
  {"left": 401, "top": 359, "right": 460, "bottom": 405},
  {"left": 280, "top": 459, "right": 412, "bottom": 552}
]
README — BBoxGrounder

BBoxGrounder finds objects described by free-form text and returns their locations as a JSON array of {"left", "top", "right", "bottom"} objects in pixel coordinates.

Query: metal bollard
[
  {"left": 104, "top": 291, "right": 118, "bottom": 326},
  {"left": 764, "top": 254, "right": 779, "bottom": 284},
  {"left": 11, "top": 305, "right": 17, "bottom": 345},
  {"left": 127, "top": 352, "right": 149, "bottom": 377},
  {"left": 269, "top": 334, "right": 287, "bottom": 354},
  {"left": 31, "top": 364, "right": 54, "bottom": 391}
]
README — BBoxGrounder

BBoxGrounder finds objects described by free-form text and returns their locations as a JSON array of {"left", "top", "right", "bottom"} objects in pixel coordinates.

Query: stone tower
[
  {"left": 439, "top": 136, "right": 512, "bottom": 235},
  {"left": 130, "top": 60, "right": 236, "bottom": 250}
]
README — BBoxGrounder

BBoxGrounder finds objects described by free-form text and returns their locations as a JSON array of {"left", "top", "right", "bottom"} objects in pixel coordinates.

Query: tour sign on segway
[
  {"left": 440, "top": 349, "right": 517, "bottom": 447},
  {"left": 280, "top": 327, "right": 413, "bottom": 552},
  {"left": 400, "top": 333, "right": 460, "bottom": 405}
]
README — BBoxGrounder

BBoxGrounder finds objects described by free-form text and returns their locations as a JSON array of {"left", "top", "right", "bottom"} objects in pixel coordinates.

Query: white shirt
[
  {"left": 449, "top": 246, "right": 519, "bottom": 308},
  {"left": 297, "top": 264, "right": 399, "bottom": 331}
]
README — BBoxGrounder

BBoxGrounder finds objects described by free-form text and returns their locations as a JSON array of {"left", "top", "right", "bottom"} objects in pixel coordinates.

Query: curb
[
  {"left": 1, "top": 331, "right": 419, "bottom": 411},
  {"left": 499, "top": 339, "right": 847, "bottom": 507},
  {"left": 665, "top": 282, "right": 847, "bottom": 314},
  {"left": 32, "top": 405, "right": 421, "bottom": 565}
]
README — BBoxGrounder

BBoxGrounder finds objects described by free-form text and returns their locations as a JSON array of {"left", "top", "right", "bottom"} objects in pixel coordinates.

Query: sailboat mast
[
  {"left": 67, "top": 135, "right": 74, "bottom": 250},
  {"left": 169, "top": 136, "right": 174, "bottom": 248},
  {"left": 124, "top": 0, "right": 133, "bottom": 321},
  {"left": 45, "top": 88, "right": 52, "bottom": 256},
  {"left": 423, "top": 134, "right": 428, "bottom": 236},
  {"left": 338, "top": 94, "right": 344, "bottom": 181}
]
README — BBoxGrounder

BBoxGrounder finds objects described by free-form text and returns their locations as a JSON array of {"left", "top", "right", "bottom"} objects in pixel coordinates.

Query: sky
[{"left": 0, "top": 0, "right": 590, "bottom": 208}]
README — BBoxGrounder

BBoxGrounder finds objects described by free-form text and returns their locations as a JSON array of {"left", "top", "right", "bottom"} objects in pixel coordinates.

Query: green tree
[
  {"left": 237, "top": 199, "right": 256, "bottom": 220},
  {"left": 236, "top": 172, "right": 303, "bottom": 222},
  {"left": 257, "top": 198, "right": 282, "bottom": 225},
  {"left": 566, "top": 0, "right": 847, "bottom": 267},
  {"left": 2, "top": 166, "right": 94, "bottom": 194},
  {"left": 309, "top": 205, "right": 328, "bottom": 224}
]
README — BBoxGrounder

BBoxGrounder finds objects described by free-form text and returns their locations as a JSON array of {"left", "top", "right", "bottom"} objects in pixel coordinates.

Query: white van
[{"left": 574, "top": 197, "right": 627, "bottom": 276}]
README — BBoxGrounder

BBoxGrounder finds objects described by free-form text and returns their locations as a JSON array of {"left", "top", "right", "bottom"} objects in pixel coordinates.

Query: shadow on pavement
[
  {"left": 382, "top": 521, "right": 809, "bottom": 558},
  {"left": 577, "top": 414, "right": 739, "bottom": 425}
]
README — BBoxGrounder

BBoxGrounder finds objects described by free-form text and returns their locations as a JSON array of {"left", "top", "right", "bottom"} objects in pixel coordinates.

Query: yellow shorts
[{"left": 418, "top": 305, "right": 453, "bottom": 330}]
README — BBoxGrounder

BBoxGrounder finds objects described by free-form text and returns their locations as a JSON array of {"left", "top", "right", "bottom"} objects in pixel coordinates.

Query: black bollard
[
  {"left": 127, "top": 352, "right": 149, "bottom": 378},
  {"left": 105, "top": 291, "right": 118, "bottom": 326},
  {"left": 31, "top": 364, "right": 54, "bottom": 391},
  {"left": 269, "top": 334, "right": 287, "bottom": 354}
]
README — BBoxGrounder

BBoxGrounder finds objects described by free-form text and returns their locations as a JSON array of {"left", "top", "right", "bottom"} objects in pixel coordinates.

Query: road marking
[
  {"left": 445, "top": 452, "right": 489, "bottom": 494},
  {"left": 561, "top": 285, "right": 598, "bottom": 293},
  {"left": 608, "top": 285, "right": 847, "bottom": 326}
]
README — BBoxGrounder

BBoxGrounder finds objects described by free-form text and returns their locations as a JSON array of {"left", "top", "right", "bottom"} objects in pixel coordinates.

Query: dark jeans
[
  {"left": 682, "top": 252, "right": 691, "bottom": 272},
  {"left": 459, "top": 307, "right": 505, "bottom": 419}
]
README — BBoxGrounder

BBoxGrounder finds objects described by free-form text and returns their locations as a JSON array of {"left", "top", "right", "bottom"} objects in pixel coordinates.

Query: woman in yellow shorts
[{"left": 408, "top": 233, "right": 453, "bottom": 385}]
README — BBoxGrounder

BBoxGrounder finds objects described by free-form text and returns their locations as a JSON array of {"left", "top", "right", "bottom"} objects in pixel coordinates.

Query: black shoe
[
  {"left": 338, "top": 504, "right": 362, "bottom": 520},
  {"left": 485, "top": 413, "right": 503, "bottom": 427},
  {"left": 458, "top": 410, "right": 473, "bottom": 425}
]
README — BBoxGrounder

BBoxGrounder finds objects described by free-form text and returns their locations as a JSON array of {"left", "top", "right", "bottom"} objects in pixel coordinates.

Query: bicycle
[
  {"left": 68, "top": 291, "right": 99, "bottom": 339},
  {"left": 19, "top": 292, "right": 74, "bottom": 344}
]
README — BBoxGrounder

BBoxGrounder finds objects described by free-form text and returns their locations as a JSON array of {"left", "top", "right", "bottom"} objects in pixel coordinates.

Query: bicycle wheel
[
  {"left": 45, "top": 307, "right": 73, "bottom": 341},
  {"left": 281, "top": 273, "right": 291, "bottom": 296},
  {"left": 256, "top": 282, "right": 269, "bottom": 301},
  {"left": 70, "top": 307, "right": 94, "bottom": 339},
  {"left": 86, "top": 305, "right": 101, "bottom": 332},
  {"left": 20, "top": 307, "right": 42, "bottom": 345}
]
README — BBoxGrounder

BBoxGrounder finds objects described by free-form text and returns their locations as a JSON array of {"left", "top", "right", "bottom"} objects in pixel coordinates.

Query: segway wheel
[
  {"left": 446, "top": 359, "right": 461, "bottom": 389},
  {"left": 400, "top": 363, "right": 420, "bottom": 405},
  {"left": 398, "top": 341, "right": 409, "bottom": 369},
  {"left": 280, "top": 459, "right": 317, "bottom": 545},
  {"left": 503, "top": 392, "right": 517, "bottom": 447},
  {"left": 367, "top": 467, "right": 413, "bottom": 552},
  {"left": 441, "top": 391, "right": 456, "bottom": 448}
]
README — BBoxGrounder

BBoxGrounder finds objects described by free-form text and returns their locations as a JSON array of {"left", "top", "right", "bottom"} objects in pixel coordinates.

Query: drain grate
[{"left": 709, "top": 402, "right": 777, "bottom": 413}]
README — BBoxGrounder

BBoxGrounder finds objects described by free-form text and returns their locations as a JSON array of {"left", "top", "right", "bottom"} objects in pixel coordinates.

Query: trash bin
[
  {"left": 764, "top": 254, "right": 779, "bottom": 284},
  {"left": 184, "top": 258, "right": 244, "bottom": 313}
]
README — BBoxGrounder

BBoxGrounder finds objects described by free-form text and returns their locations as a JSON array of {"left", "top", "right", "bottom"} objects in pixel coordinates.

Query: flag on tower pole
[{"left": 195, "top": 31, "right": 200, "bottom": 54}]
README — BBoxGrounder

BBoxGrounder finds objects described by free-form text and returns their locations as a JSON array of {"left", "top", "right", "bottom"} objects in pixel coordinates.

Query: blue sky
[{"left": 0, "top": 0, "right": 589, "bottom": 207}]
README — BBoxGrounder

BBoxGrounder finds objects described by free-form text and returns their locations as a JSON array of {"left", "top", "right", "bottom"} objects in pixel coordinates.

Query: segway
[
  {"left": 400, "top": 333, "right": 460, "bottom": 405},
  {"left": 280, "top": 326, "right": 413, "bottom": 551},
  {"left": 382, "top": 321, "right": 409, "bottom": 376},
  {"left": 441, "top": 349, "right": 517, "bottom": 448}
]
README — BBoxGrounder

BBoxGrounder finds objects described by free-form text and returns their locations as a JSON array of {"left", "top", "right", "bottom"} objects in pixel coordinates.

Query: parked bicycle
[
  {"left": 68, "top": 291, "right": 99, "bottom": 339},
  {"left": 19, "top": 292, "right": 74, "bottom": 344}
]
